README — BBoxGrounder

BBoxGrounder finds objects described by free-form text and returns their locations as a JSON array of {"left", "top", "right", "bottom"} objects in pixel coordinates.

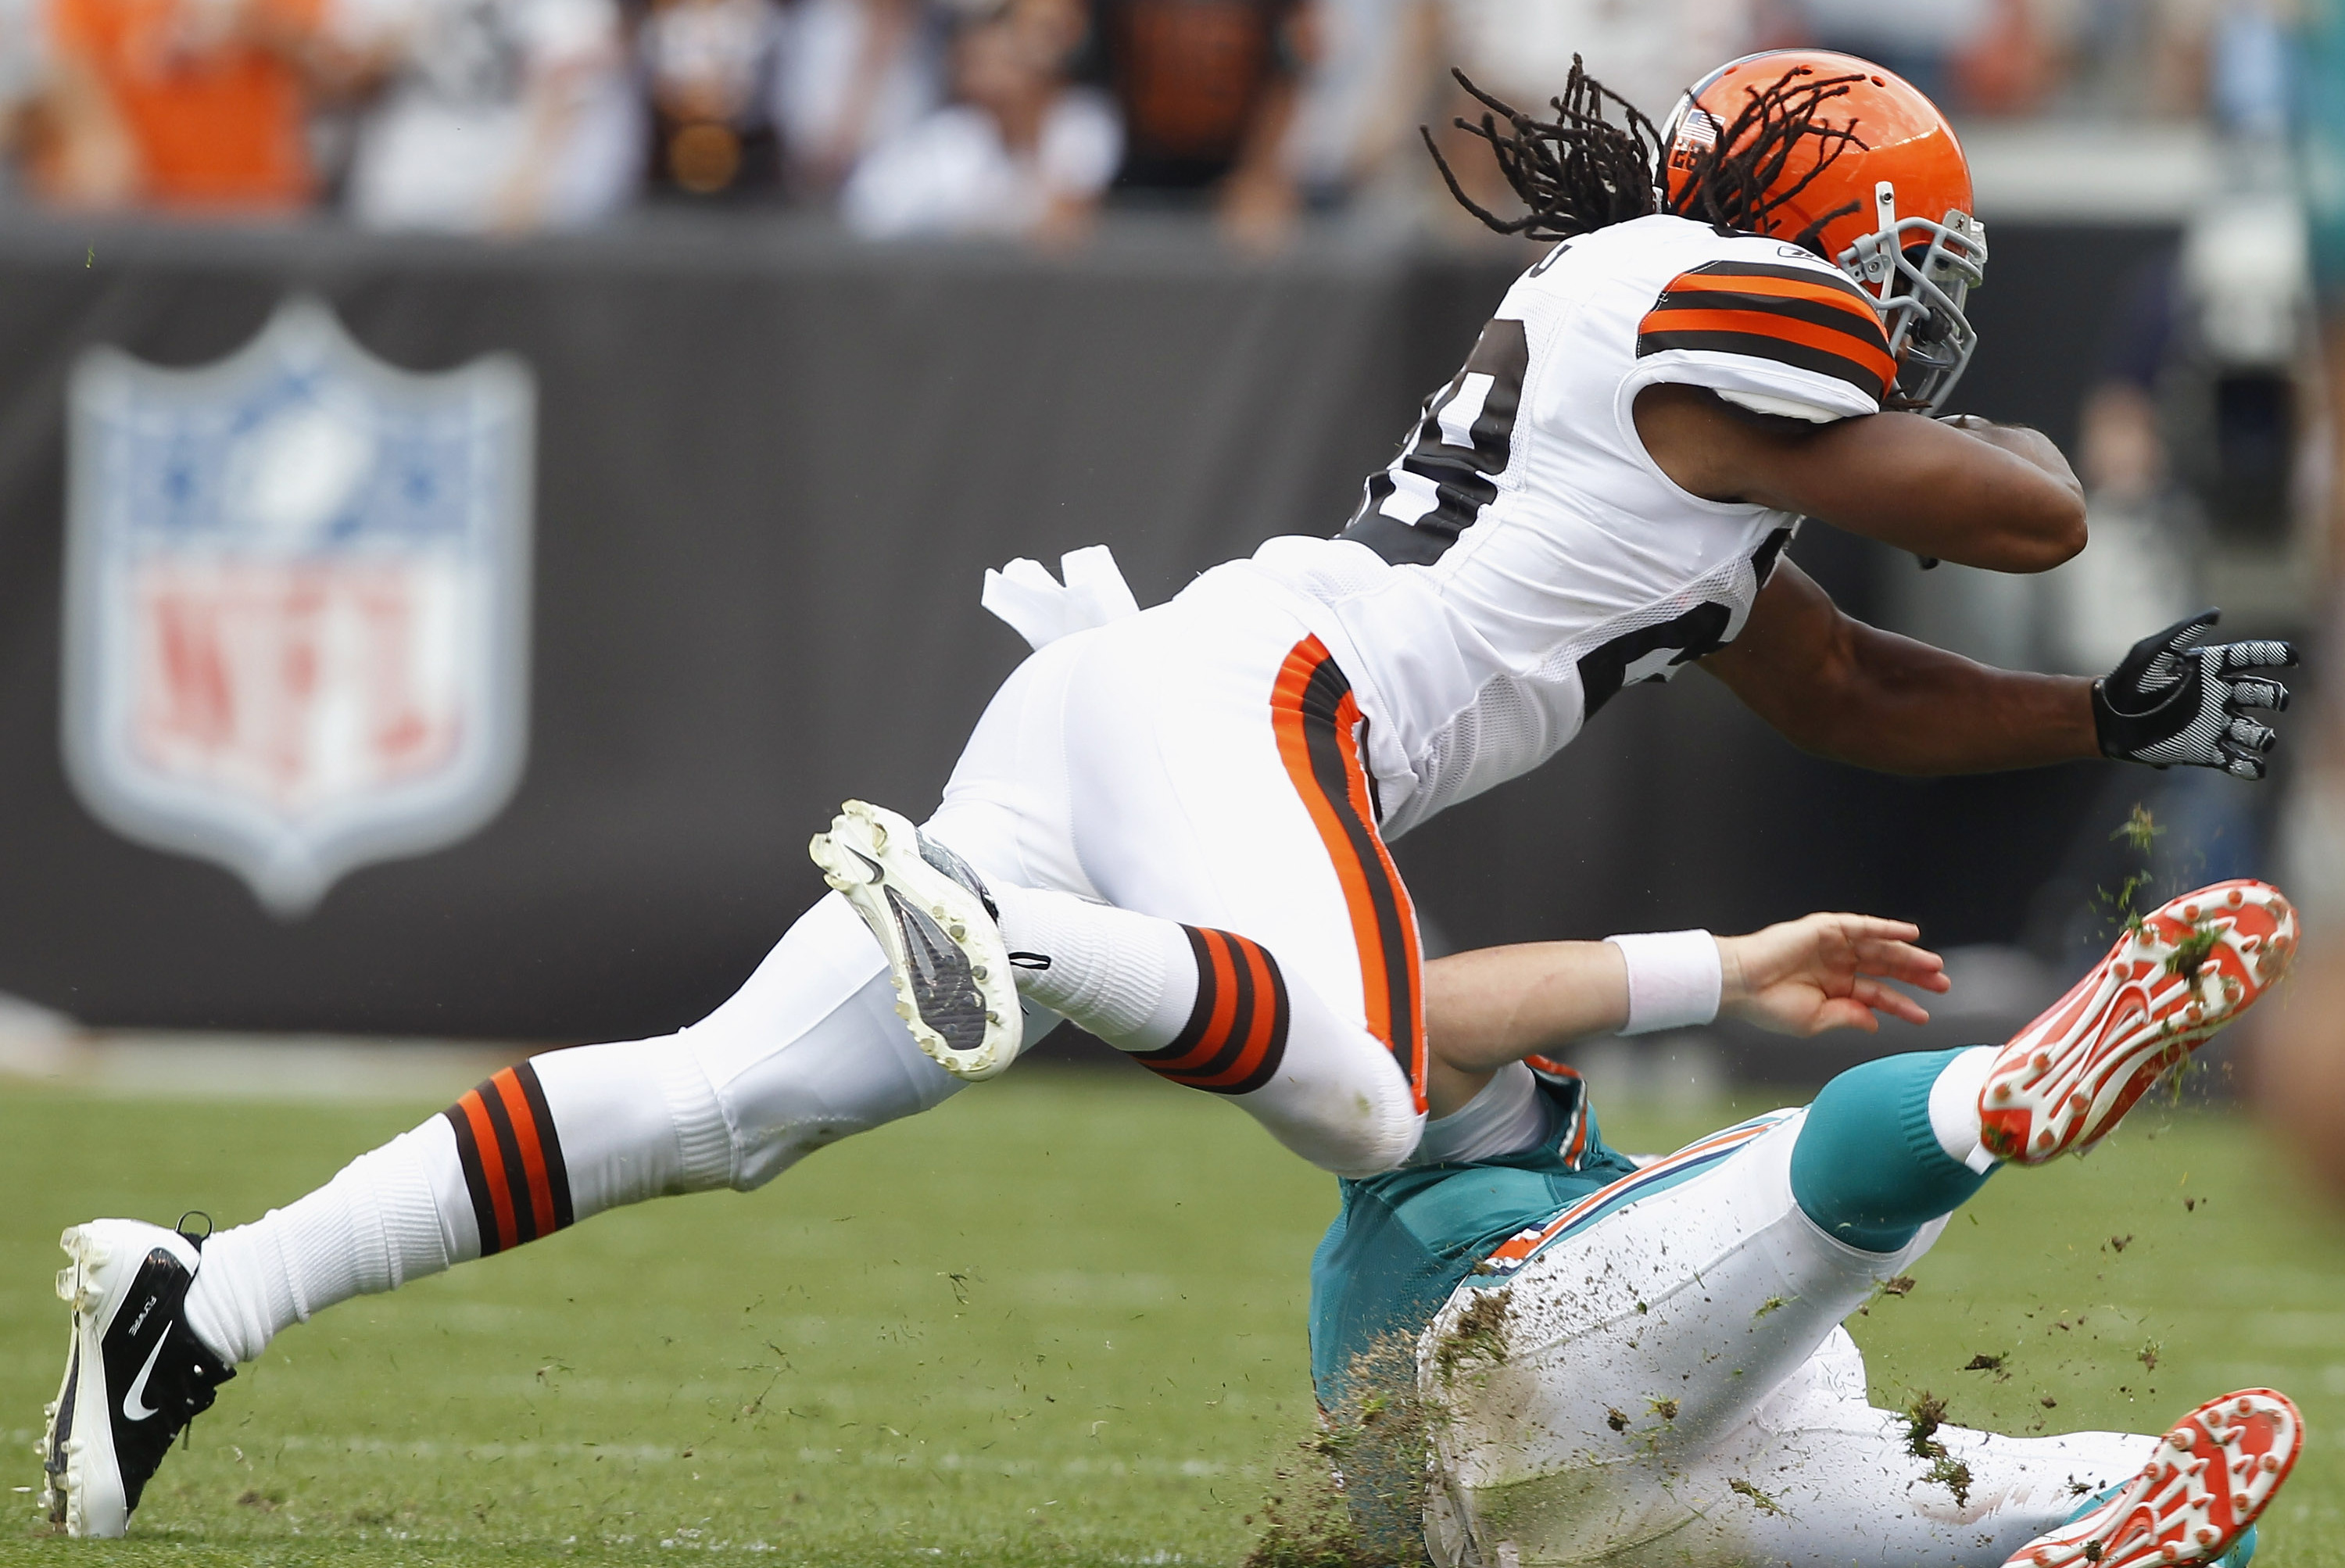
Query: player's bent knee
[
  {"left": 1322, "top": 1108, "right": 1425, "bottom": 1180},
  {"left": 1252, "top": 1059, "right": 1423, "bottom": 1178}
]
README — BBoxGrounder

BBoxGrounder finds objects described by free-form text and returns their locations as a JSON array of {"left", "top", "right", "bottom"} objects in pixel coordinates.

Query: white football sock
[
  {"left": 991, "top": 883, "right": 1197, "bottom": 1050},
  {"left": 531, "top": 1036, "right": 733, "bottom": 1211},
  {"left": 178, "top": 894, "right": 965, "bottom": 1365},
  {"left": 183, "top": 1122, "right": 464, "bottom": 1366},
  {"left": 181, "top": 1042, "right": 736, "bottom": 1367},
  {"left": 993, "top": 885, "right": 1420, "bottom": 1169},
  {"left": 1927, "top": 1045, "right": 2003, "bottom": 1174}
]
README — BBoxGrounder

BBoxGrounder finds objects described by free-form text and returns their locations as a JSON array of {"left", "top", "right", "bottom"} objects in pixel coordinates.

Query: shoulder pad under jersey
[{"left": 1634, "top": 238, "right": 1896, "bottom": 422}]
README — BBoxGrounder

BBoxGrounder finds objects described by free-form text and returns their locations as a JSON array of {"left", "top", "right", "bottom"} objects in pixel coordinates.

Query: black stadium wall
[{"left": 0, "top": 215, "right": 2182, "bottom": 1042}]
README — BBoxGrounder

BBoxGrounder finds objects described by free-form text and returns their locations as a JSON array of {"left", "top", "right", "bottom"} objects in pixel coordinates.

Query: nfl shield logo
[{"left": 63, "top": 298, "right": 535, "bottom": 916}]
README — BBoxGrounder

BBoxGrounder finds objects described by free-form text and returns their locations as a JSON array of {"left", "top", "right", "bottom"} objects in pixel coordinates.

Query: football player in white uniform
[{"left": 40, "top": 52, "right": 2300, "bottom": 1538}]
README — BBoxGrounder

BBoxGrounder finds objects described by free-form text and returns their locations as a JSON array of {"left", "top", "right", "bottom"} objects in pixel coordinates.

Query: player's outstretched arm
[
  {"left": 1423, "top": 914, "right": 1946, "bottom": 1115},
  {"left": 1634, "top": 383, "right": 2086, "bottom": 572},
  {"left": 1703, "top": 559, "right": 2101, "bottom": 774},
  {"left": 1706, "top": 564, "right": 2299, "bottom": 779}
]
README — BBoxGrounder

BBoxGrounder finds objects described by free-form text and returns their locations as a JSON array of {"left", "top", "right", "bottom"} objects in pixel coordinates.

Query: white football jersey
[{"left": 1244, "top": 213, "right": 1898, "bottom": 839}]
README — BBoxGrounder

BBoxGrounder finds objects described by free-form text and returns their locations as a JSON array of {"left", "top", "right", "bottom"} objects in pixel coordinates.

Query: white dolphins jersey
[{"left": 1244, "top": 213, "right": 1899, "bottom": 839}]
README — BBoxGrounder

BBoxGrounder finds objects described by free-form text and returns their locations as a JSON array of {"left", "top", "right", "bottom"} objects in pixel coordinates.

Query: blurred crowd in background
[
  {"left": 19, "top": 0, "right": 2345, "bottom": 1183},
  {"left": 0, "top": 0, "right": 2304, "bottom": 243}
]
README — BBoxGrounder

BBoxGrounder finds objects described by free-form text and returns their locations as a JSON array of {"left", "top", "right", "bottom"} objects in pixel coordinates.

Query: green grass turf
[{"left": 2, "top": 1072, "right": 2343, "bottom": 1566}]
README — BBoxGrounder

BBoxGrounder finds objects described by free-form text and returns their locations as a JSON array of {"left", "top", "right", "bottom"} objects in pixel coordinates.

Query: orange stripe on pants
[{"left": 1269, "top": 635, "right": 1425, "bottom": 1112}]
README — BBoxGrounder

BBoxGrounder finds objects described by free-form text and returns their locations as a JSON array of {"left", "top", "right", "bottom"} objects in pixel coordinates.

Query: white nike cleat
[
  {"left": 2004, "top": 1390, "right": 2300, "bottom": 1568},
  {"left": 1980, "top": 879, "right": 2294, "bottom": 1165},
  {"left": 39, "top": 1219, "right": 235, "bottom": 1538},
  {"left": 810, "top": 800, "right": 1023, "bottom": 1080}
]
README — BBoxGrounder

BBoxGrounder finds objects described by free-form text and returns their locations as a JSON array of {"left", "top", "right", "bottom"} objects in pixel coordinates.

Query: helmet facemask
[{"left": 1838, "top": 182, "right": 1986, "bottom": 413}]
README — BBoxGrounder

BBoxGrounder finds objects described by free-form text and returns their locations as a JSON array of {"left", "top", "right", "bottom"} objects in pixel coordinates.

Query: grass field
[{"left": 5, "top": 1071, "right": 2345, "bottom": 1567}]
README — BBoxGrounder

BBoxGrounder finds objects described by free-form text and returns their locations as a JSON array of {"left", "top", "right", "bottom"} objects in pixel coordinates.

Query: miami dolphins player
[
  {"left": 38, "top": 50, "right": 2301, "bottom": 1538},
  {"left": 1312, "top": 876, "right": 2301, "bottom": 1568}
]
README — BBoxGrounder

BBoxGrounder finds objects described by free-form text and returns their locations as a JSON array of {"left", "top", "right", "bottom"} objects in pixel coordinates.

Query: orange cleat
[
  {"left": 2003, "top": 1390, "right": 2301, "bottom": 1568},
  {"left": 1980, "top": 880, "right": 2294, "bottom": 1165}
]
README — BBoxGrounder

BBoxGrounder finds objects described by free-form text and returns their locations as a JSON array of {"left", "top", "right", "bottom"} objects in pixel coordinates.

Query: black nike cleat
[
  {"left": 811, "top": 800, "right": 1023, "bottom": 1079},
  {"left": 39, "top": 1220, "right": 235, "bottom": 1537}
]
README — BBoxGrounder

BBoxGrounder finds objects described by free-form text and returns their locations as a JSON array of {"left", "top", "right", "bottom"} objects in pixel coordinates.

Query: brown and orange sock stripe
[
  {"left": 442, "top": 1062, "right": 575, "bottom": 1257},
  {"left": 1129, "top": 925, "right": 1290, "bottom": 1094}
]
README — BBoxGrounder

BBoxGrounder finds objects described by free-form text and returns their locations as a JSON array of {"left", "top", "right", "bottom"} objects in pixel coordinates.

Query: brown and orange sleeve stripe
[
  {"left": 442, "top": 1061, "right": 575, "bottom": 1257},
  {"left": 1269, "top": 635, "right": 1427, "bottom": 1114},
  {"left": 1130, "top": 925, "right": 1290, "bottom": 1094},
  {"left": 1634, "top": 259, "right": 1896, "bottom": 403}
]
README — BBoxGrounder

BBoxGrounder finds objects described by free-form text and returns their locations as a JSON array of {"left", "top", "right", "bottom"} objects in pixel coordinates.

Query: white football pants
[
  {"left": 646, "top": 558, "right": 1427, "bottom": 1197},
  {"left": 187, "top": 566, "right": 1436, "bottom": 1359},
  {"left": 304, "top": 566, "right": 1433, "bottom": 1265},
  {"left": 1419, "top": 1114, "right": 2153, "bottom": 1568}
]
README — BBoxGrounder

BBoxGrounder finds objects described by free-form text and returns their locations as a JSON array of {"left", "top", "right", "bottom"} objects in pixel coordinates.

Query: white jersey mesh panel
[
  {"left": 1529, "top": 536, "right": 1768, "bottom": 687},
  {"left": 1380, "top": 537, "right": 1775, "bottom": 841}
]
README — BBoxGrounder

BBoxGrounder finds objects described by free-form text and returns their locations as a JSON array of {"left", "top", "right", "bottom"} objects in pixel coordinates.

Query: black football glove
[{"left": 2092, "top": 610, "right": 2296, "bottom": 780}]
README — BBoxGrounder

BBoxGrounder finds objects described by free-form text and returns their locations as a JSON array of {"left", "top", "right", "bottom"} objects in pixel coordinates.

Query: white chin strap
[{"left": 1837, "top": 179, "right": 1987, "bottom": 413}]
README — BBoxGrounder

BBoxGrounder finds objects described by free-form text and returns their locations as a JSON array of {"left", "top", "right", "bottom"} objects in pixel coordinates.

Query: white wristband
[{"left": 1605, "top": 929, "right": 1722, "bottom": 1034}]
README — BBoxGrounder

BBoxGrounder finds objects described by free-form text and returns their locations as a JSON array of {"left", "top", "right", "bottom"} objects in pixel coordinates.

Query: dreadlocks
[
  {"left": 1424, "top": 60, "right": 1660, "bottom": 241},
  {"left": 1427, "top": 59, "right": 1872, "bottom": 259}
]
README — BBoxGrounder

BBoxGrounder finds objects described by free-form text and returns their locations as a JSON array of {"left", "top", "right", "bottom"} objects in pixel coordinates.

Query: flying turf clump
[
  {"left": 2153, "top": 1049, "right": 2206, "bottom": 1108},
  {"left": 1860, "top": 1273, "right": 1917, "bottom": 1314},
  {"left": 2114, "top": 804, "right": 2165, "bottom": 857},
  {"left": 1248, "top": 1331, "right": 1437, "bottom": 1568},
  {"left": 1729, "top": 1477, "right": 1785, "bottom": 1516},
  {"left": 2162, "top": 922, "right": 2223, "bottom": 987},
  {"left": 2099, "top": 804, "right": 2168, "bottom": 940},
  {"left": 1903, "top": 1391, "right": 1975, "bottom": 1505},
  {"left": 1241, "top": 1474, "right": 1380, "bottom": 1568},
  {"left": 1925, "top": 1453, "right": 1977, "bottom": 1508},
  {"left": 2100, "top": 871, "right": 2154, "bottom": 940},
  {"left": 1433, "top": 1289, "right": 1515, "bottom": 1384},
  {"left": 1904, "top": 1391, "right": 1949, "bottom": 1459},
  {"left": 2136, "top": 919, "right": 2228, "bottom": 1103}
]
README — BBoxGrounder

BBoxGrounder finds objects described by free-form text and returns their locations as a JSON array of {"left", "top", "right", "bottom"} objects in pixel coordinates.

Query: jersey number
[
  {"left": 1576, "top": 527, "right": 1792, "bottom": 720},
  {"left": 1341, "top": 318, "right": 1529, "bottom": 567}
]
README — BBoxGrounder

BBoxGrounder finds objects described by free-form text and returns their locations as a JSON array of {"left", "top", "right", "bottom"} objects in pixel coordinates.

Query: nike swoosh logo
[{"left": 122, "top": 1331, "right": 170, "bottom": 1422}]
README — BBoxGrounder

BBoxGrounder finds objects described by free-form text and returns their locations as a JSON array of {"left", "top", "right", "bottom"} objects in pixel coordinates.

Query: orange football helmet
[{"left": 1659, "top": 50, "right": 1987, "bottom": 410}]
